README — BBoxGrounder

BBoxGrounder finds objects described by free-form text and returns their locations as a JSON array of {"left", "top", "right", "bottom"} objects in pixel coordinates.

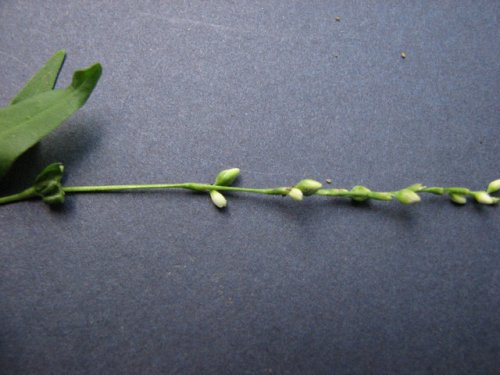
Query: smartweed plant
[{"left": 1, "top": 51, "right": 498, "bottom": 209}]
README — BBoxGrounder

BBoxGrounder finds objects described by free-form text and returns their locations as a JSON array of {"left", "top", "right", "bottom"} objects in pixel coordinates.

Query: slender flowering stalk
[
  {"left": 1, "top": 54, "right": 498, "bottom": 212},
  {"left": 0, "top": 163, "right": 498, "bottom": 209}
]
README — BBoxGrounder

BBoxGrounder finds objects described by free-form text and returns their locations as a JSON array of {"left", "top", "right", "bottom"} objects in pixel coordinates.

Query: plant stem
[
  {"left": 0, "top": 181, "right": 497, "bottom": 206},
  {"left": 0, "top": 187, "right": 36, "bottom": 205},
  {"left": 63, "top": 183, "right": 290, "bottom": 196},
  {"left": 60, "top": 184, "right": 486, "bottom": 199}
]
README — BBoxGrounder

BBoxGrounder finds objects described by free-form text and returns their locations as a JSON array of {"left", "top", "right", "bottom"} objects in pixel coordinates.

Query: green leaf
[
  {"left": 10, "top": 49, "right": 66, "bottom": 104},
  {"left": 0, "top": 62, "right": 102, "bottom": 179}
]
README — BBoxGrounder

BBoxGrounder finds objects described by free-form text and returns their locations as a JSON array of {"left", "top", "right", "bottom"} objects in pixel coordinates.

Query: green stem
[
  {"left": 0, "top": 181, "right": 497, "bottom": 206},
  {"left": 63, "top": 183, "right": 290, "bottom": 196},
  {"left": 0, "top": 187, "right": 36, "bottom": 205}
]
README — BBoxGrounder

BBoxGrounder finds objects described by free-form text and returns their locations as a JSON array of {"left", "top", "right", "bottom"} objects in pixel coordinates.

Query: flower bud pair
[
  {"left": 287, "top": 179, "right": 322, "bottom": 201},
  {"left": 209, "top": 168, "right": 241, "bottom": 209}
]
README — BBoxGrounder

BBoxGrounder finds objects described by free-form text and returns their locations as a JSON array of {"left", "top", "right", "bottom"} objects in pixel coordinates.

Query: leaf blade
[
  {"left": 10, "top": 49, "right": 66, "bottom": 104},
  {"left": 0, "top": 63, "right": 102, "bottom": 179}
]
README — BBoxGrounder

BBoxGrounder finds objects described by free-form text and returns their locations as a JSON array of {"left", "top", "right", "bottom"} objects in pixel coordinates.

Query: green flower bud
[
  {"left": 214, "top": 168, "right": 240, "bottom": 186},
  {"left": 350, "top": 185, "right": 371, "bottom": 202},
  {"left": 487, "top": 179, "right": 500, "bottom": 194},
  {"left": 449, "top": 193, "right": 467, "bottom": 205},
  {"left": 395, "top": 189, "right": 421, "bottom": 204},
  {"left": 209, "top": 190, "right": 227, "bottom": 208},
  {"left": 33, "top": 163, "right": 65, "bottom": 195},
  {"left": 474, "top": 191, "right": 493, "bottom": 205},
  {"left": 294, "top": 179, "right": 322, "bottom": 196},
  {"left": 288, "top": 187, "right": 303, "bottom": 201},
  {"left": 34, "top": 163, "right": 64, "bottom": 185},
  {"left": 405, "top": 183, "right": 426, "bottom": 192}
]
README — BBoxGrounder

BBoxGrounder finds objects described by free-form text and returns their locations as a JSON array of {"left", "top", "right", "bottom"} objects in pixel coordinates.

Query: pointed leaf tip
[{"left": 10, "top": 49, "right": 67, "bottom": 105}]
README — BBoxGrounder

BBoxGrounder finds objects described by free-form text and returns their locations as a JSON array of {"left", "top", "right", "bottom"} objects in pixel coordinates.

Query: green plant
[
  {"left": 0, "top": 51, "right": 498, "bottom": 209},
  {"left": 1, "top": 163, "right": 498, "bottom": 208}
]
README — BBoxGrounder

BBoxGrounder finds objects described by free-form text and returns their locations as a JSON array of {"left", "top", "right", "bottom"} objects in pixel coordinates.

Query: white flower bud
[
  {"left": 449, "top": 193, "right": 467, "bottom": 205},
  {"left": 209, "top": 190, "right": 227, "bottom": 208},
  {"left": 487, "top": 179, "right": 500, "bottom": 194},
  {"left": 474, "top": 191, "right": 493, "bottom": 205},
  {"left": 288, "top": 187, "right": 303, "bottom": 201},
  {"left": 294, "top": 179, "right": 322, "bottom": 196},
  {"left": 395, "top": 189, "right": 421, "bottom": 205},
  {"left": 214, "top": 168, "right": 240, "bottom": 186}
]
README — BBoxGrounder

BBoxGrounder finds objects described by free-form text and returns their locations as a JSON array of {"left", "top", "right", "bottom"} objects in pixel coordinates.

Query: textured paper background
[{"left": 1, "top": 1, "right": 499, "bottom": 374}]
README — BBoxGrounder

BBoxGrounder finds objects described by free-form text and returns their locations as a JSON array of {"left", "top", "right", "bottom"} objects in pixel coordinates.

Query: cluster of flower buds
[
  {"left": 471, "top": 179, "right": 500, "bottom": 205},
  {"left": 206, "top": 170, "right": 500, "bottom": 208},
  {"left": 33, "top": 163, "right": 66, "bottom": 205},
  {"left": 444, "top": 179, "right": 500, "bottom": 205}
]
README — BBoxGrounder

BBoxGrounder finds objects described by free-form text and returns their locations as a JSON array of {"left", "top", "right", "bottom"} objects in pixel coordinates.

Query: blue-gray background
[{"left": 0, "top": 1, "right": 499, "bottom": 374}]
